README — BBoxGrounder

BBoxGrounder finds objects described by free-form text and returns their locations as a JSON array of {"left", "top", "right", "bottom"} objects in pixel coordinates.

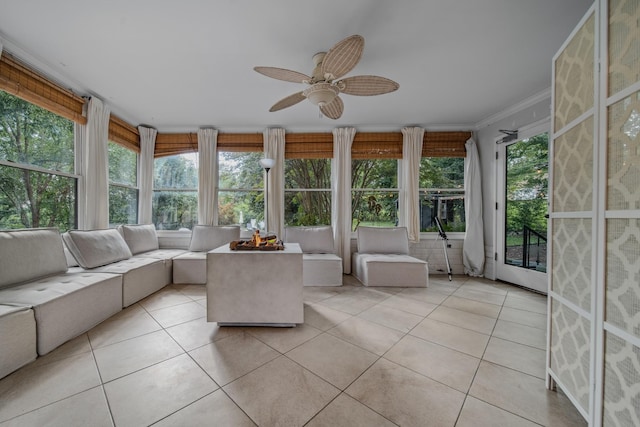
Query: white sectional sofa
[
  {"left": 284, "top": 226, "right": 343, "bottom": 286},
  {"left": 117, "top": 224, "right": 187, "bottom": 287},
  {"left": 352, "top": 226, "right": 429, "bottom": 287},
  {"left": 63, "top": 228, "right": 168, "bottom": 307},
  {"left": 172, "top": 225, "right": 240, "bottom": 284},
  {"left": 0, "top": 225, "right": 189, "bottom": 379},
  {"left": 0, "top": 228, "right": 123, "bottom": 365},
  {"left": 0, "top": 305, "right": 36, "bottom": 379}
]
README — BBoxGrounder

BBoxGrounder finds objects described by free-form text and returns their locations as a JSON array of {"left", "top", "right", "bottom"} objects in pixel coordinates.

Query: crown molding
[{"left": 474, "top": 87, "right": 551, "bottom": 130}]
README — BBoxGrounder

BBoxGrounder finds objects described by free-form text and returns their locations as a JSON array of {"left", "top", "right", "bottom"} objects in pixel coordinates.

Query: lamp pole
[{"left": 259, "top": 158, "right": 275, "bottom": 233}]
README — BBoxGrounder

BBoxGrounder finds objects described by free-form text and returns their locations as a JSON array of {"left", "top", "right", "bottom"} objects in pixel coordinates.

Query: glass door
[{"left": 496, "top": 126, "right": 549, "bottom": 293}]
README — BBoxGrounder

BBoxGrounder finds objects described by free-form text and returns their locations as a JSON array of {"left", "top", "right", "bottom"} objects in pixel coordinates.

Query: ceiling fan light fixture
[{"left": 303, "top": 83, "right": 339, "bottom": 106}]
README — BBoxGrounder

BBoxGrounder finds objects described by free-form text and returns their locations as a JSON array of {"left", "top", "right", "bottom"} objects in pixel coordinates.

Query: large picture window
[
  {"left": 108, "top": 141, "right": 138, "bottom": 226},
  {"left": 352, "top": 159, "right": 398, "bottom": 230},
  {"left": 285, "top": 158, "right": 331, "bottom": 226},
  {"left": 153, "top": 153, "right": 198, "bottom": 230},
  {"left": 218, "top": 151, "right": 263, "bottom": 231},
  {"left": 419, "top": 157, "right": 465, "bottom": 232},
  {"left": 0, "top": 91, "right": 77, "bottom": 231}
]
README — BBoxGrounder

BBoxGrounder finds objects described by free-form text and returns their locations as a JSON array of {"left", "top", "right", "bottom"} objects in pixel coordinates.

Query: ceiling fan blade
[
  {"left": 321, "top": 35, "right": 364, "bottom": 79},
  {"left": 319, "top": 96, "right": 344, "bottom": 119},
  {"left": 254, "top": 66, "right": 310, "bottom": 83},
  {"left": 339, "top": 75, "right": 400, "bottom": 96},
  {"left": 269, "top": 91, "right": 306, "bottom": 112}
]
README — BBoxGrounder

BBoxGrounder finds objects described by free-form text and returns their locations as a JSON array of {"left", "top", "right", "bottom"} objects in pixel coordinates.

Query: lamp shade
[{"left": 259, "top": 158, "right": 275, "bottom": 170}]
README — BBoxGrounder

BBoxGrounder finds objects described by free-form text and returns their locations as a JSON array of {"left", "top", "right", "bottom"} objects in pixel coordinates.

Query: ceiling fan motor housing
[{"left": 303, "top": 82, "right": 339, "bottom": 106}]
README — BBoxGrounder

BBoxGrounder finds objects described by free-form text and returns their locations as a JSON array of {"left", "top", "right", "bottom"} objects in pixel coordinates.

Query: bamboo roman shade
[
  {"left": 285, "top": 133, "right": 333, "bottom": 158},
  {"left": 108, "top": 115, "right": 140, "bottom": 152},
  {"left": 423, "top": 131, "right": 471, "bottom": 157},
  {"left": 0, "top": 52, "right": 86, "bottom": 124}
]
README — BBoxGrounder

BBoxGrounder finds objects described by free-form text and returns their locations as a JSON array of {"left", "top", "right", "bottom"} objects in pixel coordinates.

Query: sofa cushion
[
  {"left": 0, "top": 305, "right": 37, "bottom": 378},
  {"left": 356, "top": 226, "right": 409, "bottom": 255},
  {"left": 284, "top": 226, "right": 335, "bottom": 253},
  {"left": 63, "top": 229, "right": 132, "bottom": 269},
  {"left": 119, "top": 224, "right": 159, "bottom": 255},
  {"left": 0, "top": 228, "right": 68, "bottom": 289},
  {"left": 188, "top": 225, "right": 240, "bottom": 252},
  {"left": 0, "top": 271, "right": 123, "bottom": 355}
]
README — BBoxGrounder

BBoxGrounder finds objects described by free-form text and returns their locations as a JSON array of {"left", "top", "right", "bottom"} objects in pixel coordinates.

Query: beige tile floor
[{"left": 0, "top": 276, "right": 587, "bottom": 427}]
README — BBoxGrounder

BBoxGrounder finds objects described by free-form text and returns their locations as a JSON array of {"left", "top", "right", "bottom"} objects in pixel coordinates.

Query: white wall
[{"left": 475, "top": 93, "right": 552, "bottom": 279}]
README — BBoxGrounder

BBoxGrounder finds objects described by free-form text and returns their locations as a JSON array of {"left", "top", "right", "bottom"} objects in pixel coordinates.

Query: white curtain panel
[
  {"left": 332, "top": 127, "right": 355, "bottom": 274},
  {"left": 400, "top": 127, "right": 424, "bottom": 242},
  {"left": 463, "top": 137, "right": 485, "bottom": 276},
  {"left": 74, "top": 119, "right": 87, "bottom": 229},
  {"left": 137, "top": 126, "right": 157, "bottom": 225},
  {"left": 82, "top": 97, "right": 110, "bottom": 229},
  {"left": 197, "top": 128, "right": 218, "bottom": 225},
  {"left": 263, "top": 128, "right": 285, "bottom": 238}
]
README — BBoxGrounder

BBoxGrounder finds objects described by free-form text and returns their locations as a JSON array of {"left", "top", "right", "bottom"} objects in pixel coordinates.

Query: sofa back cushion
[
  {"left": 0, "top": 228, "right": 68, "bottom": 289},
  {"left": 189, "top": 225, "right": 240, "bottom": 252},
  {"left": 284, "top": 226, "right": 335, "bottom": 253},
  {"left": 357, "top": 226, "right": 410, "bottom": 255},
  {"left": 119, "top": 224, "right": 159, "bottom": 255},
  {"left": 63, "top": 229, "right": 132, "bottom": 269}
]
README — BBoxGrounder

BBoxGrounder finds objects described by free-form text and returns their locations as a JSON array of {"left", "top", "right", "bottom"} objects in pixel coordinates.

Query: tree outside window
[
  {"left": 153, "top": 153, "right": 198, "bottom": 230},
  {"left": 218, "top": 151, "right": 263, "bottom": 231},
  {"left": 108, "top": 141, "right": 138, "bottom": 226},
  {"left": 419, "top": 157, "right": 465, "bottom": 232},
  {"left": 352, "top": 159, "right": 398, "bottom": 230},
  {"left": 0, "top": 91, "right": 77, "bottom": 231},
  {"left": 285, "top": 158, "right": 331, "bottom": 226}
]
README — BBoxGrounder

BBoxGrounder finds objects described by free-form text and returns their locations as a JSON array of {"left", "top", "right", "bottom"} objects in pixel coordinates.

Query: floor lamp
[{"left": 259, "top": 158, "right": 275, "bottom": 233}]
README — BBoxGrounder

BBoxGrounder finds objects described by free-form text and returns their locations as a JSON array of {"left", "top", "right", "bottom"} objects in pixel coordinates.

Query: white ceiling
[{"left": 0, "top": 0, "right": 592, "bottom": 133}]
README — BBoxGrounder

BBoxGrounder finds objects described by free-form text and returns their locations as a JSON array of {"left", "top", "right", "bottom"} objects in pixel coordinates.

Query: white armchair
[
  {"left": 172, "top": 225, "right": 240, "bottom": 284},
  {"left": 284, "top": 226, "right": 343, "bottom": 286},
  {"left": 352, "top": 226, "right": 428, "bottom": 287}
]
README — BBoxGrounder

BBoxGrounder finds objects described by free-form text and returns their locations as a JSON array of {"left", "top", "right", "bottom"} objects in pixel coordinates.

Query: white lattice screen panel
[
  {"left": 550, "top": 2, "right": 640, "bottom": 425},
  {"left": 606, "top": 219, "right": 640, "bottom": 338},
  {"left": 603, "top": 333, "right": 640, "bottom": 426},
  {"left": 550, "top": 300, "right": 592, "bottom": 412},
  {"left": 552, "top": 219, "right": 592, "bottom": 311},
  {"left": 607, "top": 92, "right": 640, "bottom": 210},
  {"left": 554, "top": 14, "right": 596, "bottom": 131},
  {"left": 553, "top": 118, "right": 594, "bottom": 212}
]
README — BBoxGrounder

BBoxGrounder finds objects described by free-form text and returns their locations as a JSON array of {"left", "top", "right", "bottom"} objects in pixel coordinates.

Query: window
[
  {"left": 285, "top": 158, "right": 331, "bottom": 226},
  {"left": 352, "top": 159, "right": 398, "bottom": 230},
  {"left": 218, "top": 151, "right": 264, "bottom": 231},
  {"left": 419, "top": 157, "right": 465, "bottom": 232},
  {"left": 152, "top": 153, "right": 198, "bottom": 230},
  {"left": 0, "top": 91, "right": 77, "bottom": 231},
  {"left": 108, "top": 141, "right": 138, "bottom": 226}
]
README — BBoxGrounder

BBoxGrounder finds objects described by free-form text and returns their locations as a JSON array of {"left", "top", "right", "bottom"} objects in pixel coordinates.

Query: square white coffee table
[{"left": 206, "top": 243, "right": 303, "bottom": 326}]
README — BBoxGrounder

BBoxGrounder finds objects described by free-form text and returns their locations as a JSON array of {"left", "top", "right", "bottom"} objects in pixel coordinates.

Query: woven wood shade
[
  {"left": 423, "top": 131, "right": 471, "bottom": 157},
  {"left": 108, "top": 115, "right": 140, "bottom": 152},
  {"left": 0, "top": 52, "right": 86, "bottom": 124},
  {"left": 153, "top": 131, "right": 472, "bottom": 158},
  {"left": 285, "top": 133, "right": 333, "bottom": 158}
]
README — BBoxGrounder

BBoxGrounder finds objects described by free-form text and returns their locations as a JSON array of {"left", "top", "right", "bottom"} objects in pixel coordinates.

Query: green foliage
[
  {"left": 154, "top": 155, "right": 198, "bottom": 189},
  {"left": 0, "top": 91, "right": 76, "bottom": 231},
  {"left": 108, "top": 142, "right": 137, "bottom": 185},
  {"left": 109, "top": 185, "right": 137, "bottom": 226},
  {"left": 420, "top": 157, "right": 464, "bottom": 188},
  {"left": 351, "top": 159, "right": 398, "bottom": 229},
  {"left": 505, "top": 134, "right": 549, "bottom": 237},
  {"left": 284, "top": 158, "right": 331, "bottom": 226}
]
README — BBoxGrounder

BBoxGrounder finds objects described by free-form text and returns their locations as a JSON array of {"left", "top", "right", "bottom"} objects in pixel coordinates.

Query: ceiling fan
[{"left": 254, "top": 35, "right": 399, "bottom": 119}]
